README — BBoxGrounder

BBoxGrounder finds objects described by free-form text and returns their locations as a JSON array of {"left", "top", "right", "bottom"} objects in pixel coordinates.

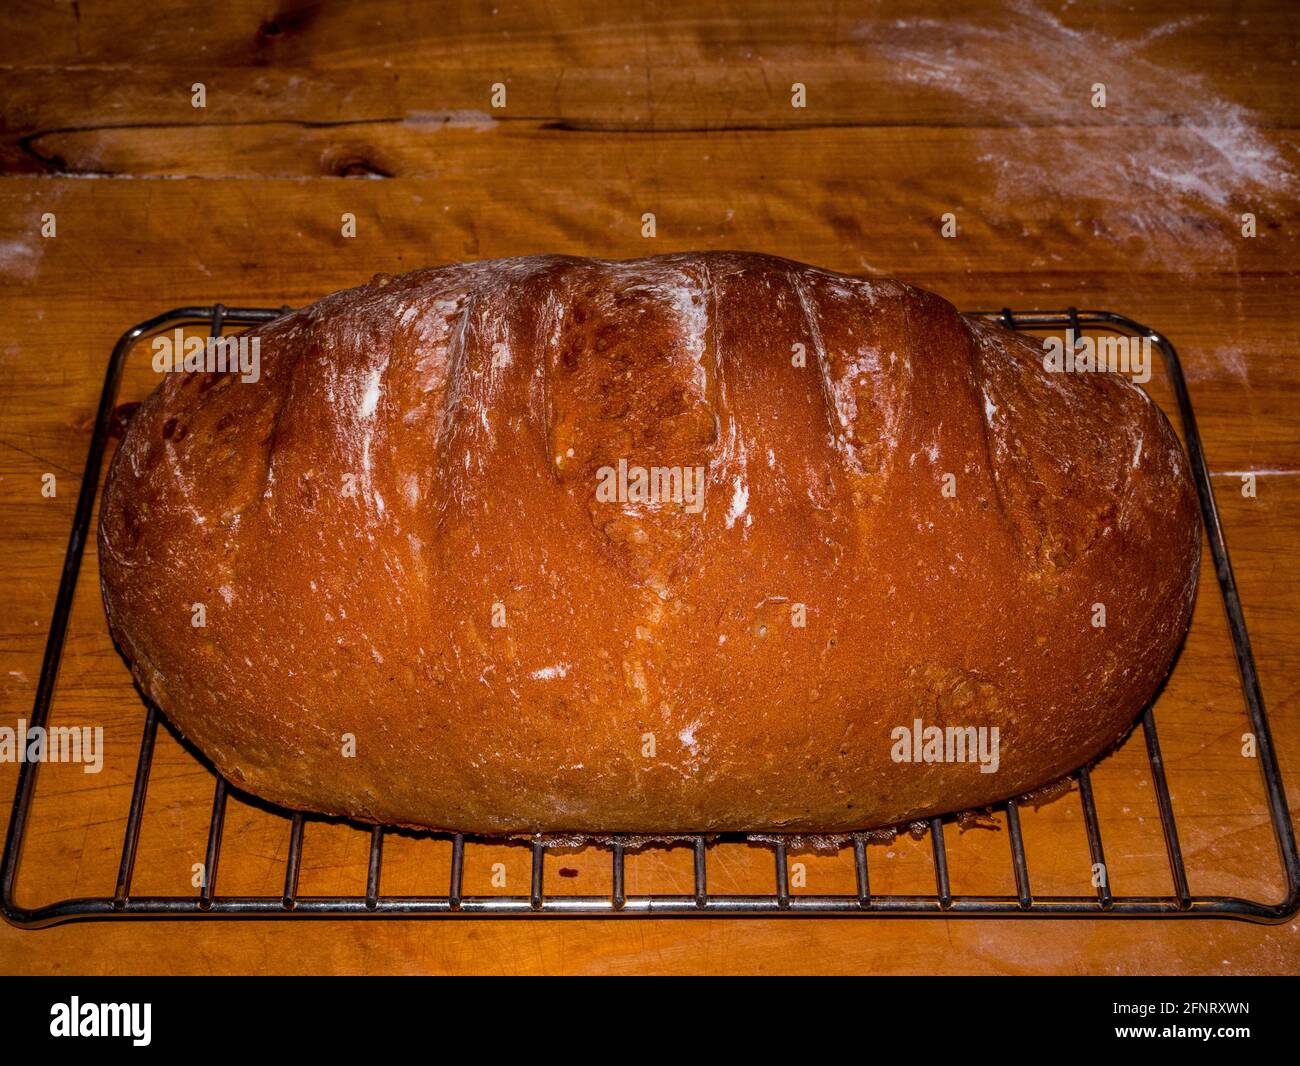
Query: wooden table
[{"left": 2, "top": 1, "right": 1297, "bottom": 975}]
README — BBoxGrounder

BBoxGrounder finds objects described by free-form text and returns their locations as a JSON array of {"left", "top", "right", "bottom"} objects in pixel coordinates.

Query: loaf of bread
[{"left": 98, "top": 253, "right": 1200, "bottom": 834}]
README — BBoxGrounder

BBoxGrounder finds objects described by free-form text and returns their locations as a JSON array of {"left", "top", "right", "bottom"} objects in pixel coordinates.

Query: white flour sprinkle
[
  {"left": 856, "top": 2, "right": 1293, "bottom": 262},
  {"left": 726, "top": 478, "right": 749, "bottom": 528},
  {"left": 403, "top": 109, "right": 496, "bottom": 133},
  {"left": 0, "top": 238, "right": 41, "bottom": 280},
  {"left": 531, "top": 663, "right": 569, "bottom": 681},
  {"left": 358, "top": 369, "right": 382, "bottom": 418}
]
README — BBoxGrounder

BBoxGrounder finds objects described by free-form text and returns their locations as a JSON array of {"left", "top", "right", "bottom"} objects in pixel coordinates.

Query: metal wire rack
[{"left": 2, "top": 305, "right": 1297, "bottom": 926}]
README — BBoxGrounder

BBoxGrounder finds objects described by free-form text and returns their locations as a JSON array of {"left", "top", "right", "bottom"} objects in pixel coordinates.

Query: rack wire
[{"left": 2, "top": 305, "right": 1297, "bottom": 926}]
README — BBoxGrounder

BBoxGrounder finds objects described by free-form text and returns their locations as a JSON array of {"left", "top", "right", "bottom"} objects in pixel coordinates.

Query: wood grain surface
[{"left": 1, "top": 0, "right": 1297, "bottom": 975}]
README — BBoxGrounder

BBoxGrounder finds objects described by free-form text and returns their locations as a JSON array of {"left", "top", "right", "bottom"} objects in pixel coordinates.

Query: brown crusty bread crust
[{"left": 97, "top": 253, "right": 1200, "bottom": 834}]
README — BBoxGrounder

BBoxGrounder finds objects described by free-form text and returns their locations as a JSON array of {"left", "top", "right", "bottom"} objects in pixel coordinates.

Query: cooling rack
[{"left": 2, "top": 305, "right": 1297, "bottom": 926}]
